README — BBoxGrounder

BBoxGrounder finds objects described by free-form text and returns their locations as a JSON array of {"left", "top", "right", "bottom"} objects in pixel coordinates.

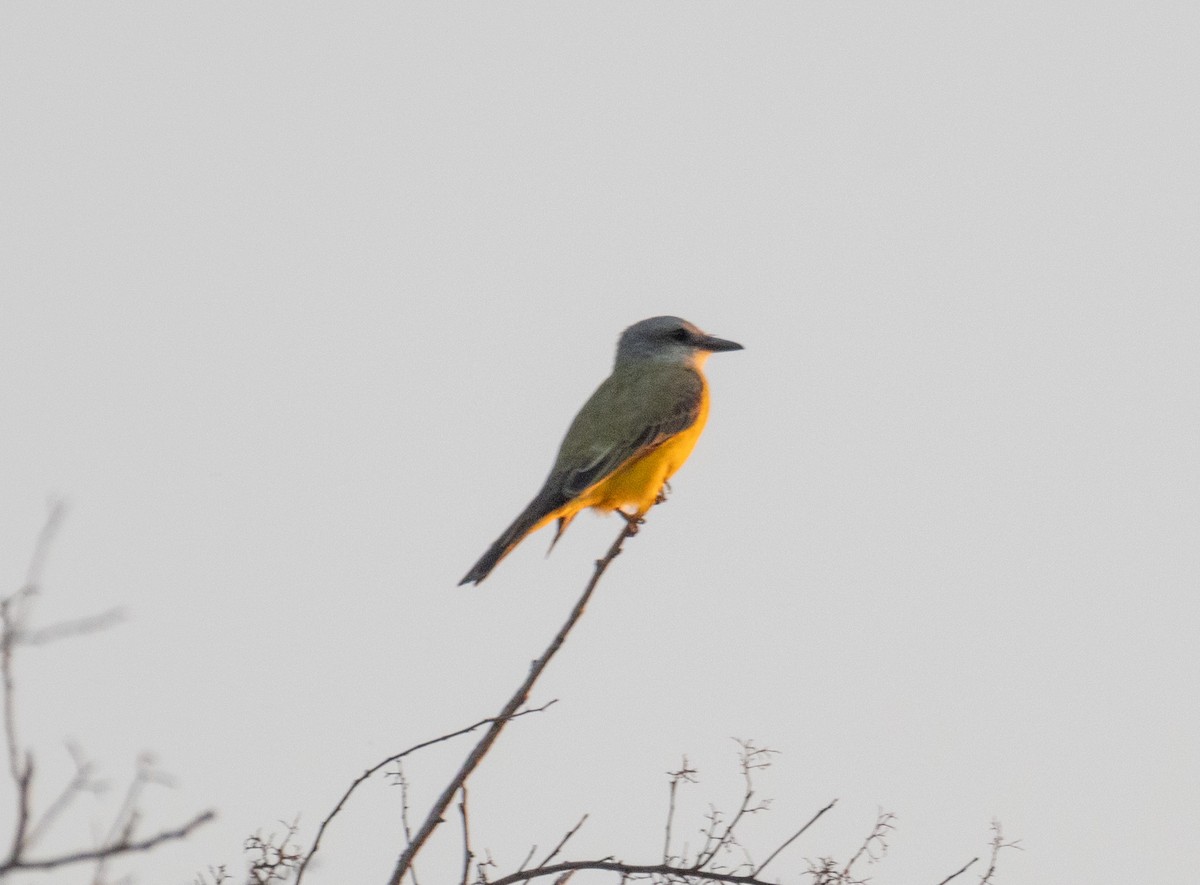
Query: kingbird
[{"left": 460, "top": 315, "right": 742, "bottom": 585}]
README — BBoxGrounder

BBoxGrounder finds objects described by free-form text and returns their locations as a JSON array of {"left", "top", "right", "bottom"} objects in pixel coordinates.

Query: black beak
[{"left": 696, "top": 334, "right": 744, "bottom": 353}]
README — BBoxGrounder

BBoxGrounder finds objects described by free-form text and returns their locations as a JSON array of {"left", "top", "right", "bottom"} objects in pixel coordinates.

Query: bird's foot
[
  {"left": 655, "top": 481, "right": 672, "bottom": 506},
  {"left": 617, "top": 509, "right": 645, "bottom": 535}
]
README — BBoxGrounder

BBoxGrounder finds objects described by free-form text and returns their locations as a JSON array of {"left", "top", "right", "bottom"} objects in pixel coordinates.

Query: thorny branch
[
  {"left": 393, "top": 761, "right": 421, "bottom": 885},
  {"left": 663, "top": 758, "right": 698, "bottom": 864},
  {"left": 980, "top": 820, "right": 1021, "bottom": 885},
  {"left": 800, "top": 808, "right": 902, "bottom": 885},
  {"left": 930, "top": 820, "right": 1020, "bottom": 885},
  {"left": 474, "top": 745, "right": 840, "bottom": 885},
  {"left": 386, "top": 515, "right": 644, "bottom": 885},
  {"left": 245, "top": 818, "right": 304, "bottom": 884},
  {"left": 467, "top": 743, "right": 1002, "bottom": 885}
]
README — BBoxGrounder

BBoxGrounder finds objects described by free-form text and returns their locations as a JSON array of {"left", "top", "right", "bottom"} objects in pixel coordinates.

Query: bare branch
[
  {"left": 0, "top": 505, "right": 212, "bottom": 880},
  {"left": 839, "top": 809, "right": 896, "bottom": 880},
  {"left": 293, "top": 701, "right": 556, "bottom": 884},
  {"left": 488, "top": 860, "right": 777, "bottom": 885},
  {"left": 245, "top": 818, "right": 303, "bottom": 884},
  {"left": 392, "top": 761, "right": 421, "bottom": 885},
  {"left": 0, "top": 505, "right": 121, "bottom": 873},
  {"left": 979, "top": 820, "right": 1021, "bottom": 885},
  {"left": 2, "top": 502, "right": 66, "bottom": 868},
  {"left": 2, "top": 593, "right": 34, "bottom": 866},
  {"left": 693, "top": 740, "right": 776, "bottom": 870},
  {"left": 385, "top": 516, "right": 644, "bottom": 885},
  {"left": 0, "top": 810, "right": 215, "bottom": 874}
]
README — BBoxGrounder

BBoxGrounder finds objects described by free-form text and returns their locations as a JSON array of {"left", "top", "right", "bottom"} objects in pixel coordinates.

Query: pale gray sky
[{"left": 2, "top": 4, "right": 1198, "bottom": 884}]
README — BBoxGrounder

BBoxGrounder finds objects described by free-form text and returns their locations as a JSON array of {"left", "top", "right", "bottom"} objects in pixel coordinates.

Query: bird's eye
[{"left": 670, "top": 328, "right": 690, "bottom": 342}]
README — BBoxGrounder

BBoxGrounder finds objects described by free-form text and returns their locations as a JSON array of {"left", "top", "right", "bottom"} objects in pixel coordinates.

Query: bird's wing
[
  {"left": 457, "top": 364, "right": 703, "bottom": 585},
  {"left": 555, "top": 365, "right": 704, "bottom": 498}
]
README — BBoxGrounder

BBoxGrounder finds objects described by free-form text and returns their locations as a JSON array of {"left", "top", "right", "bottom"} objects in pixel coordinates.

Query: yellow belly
[{"left": 569, "top": 387, "right": 711, "bottom": 519}]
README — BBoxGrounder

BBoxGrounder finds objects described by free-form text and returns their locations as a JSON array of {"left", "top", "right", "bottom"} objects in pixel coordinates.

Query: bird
[{"left": 459, "top": 315, "right": 742, "bottom": 585}]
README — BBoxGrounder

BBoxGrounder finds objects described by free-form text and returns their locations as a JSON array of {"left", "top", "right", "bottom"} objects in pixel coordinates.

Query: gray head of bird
[{"left": 615, "top": 316, "right": 743, "bottom": 366}]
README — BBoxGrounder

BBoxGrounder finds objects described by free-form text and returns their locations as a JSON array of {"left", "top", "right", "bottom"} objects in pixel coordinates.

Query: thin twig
[
  {"left": 477, "top": 849, "right": 499, "bottom": 885},
  {"left": 244, "top": 818, "right": 302, "bottom": 883},
  {"left": 662, "top": 758, "right": 696, "bottom": 864},
  {"left": 458, "top": 786, "right": 473, "bottom": 885},
  {"left": 0, "top": 504, "right": 213, "bottom": 880},
  {"left": 386, "top": 516, "right": 643, "bottom": 885},
  {"left": 540, "top": 815, "right": 588, "bottom": 867},
  {"left": 0, "top": 810, "right": 214, "bottom": 874},
  {"left": 693, "top": 740, "right": 775, "bottom": 870},
  {"left": 26, "top": 608, "right": 125, "bottom": 646},
  {"left": 21, "top": 501, "right": 67, "bottom": 594},
  {"left": 1, "top": 592, "right": 32, "bottom": 867},
  {"left": 753, "top": 799, "right": 838, "bottom": 875},
  {"left": 293, "top": 701, "right": 555, "bottom": 884},
  {"left": 514, "top": 844, "right": 538, "bottom": 877},
  {"left": 505, "top": 815, "right": 588, "bottom": 885},
  {"left": 1, "top": 502, "right": 65, "bottom": 867},
  {"left": 7, "top": 758, "right": 32, "bottom": 866},
  {"left": 840, "top": 809, "right": 895, "bottom": 880},
  {"left": 108, "top": 757, "right": 151, "bottom": 843},
  {"left": 979, "top": 820, "right": 1021, "bottom": 885},
  {"left": 26, "top": 743, "right": 97, "bottom": 849},
  {"left": 934, "top": 856, "right": 978, "bottom": 885},
  {"left": 1, "top": 595, "right": 29, "bottom": 793},
  {"left": 93, "top": 755, "right": 162, "bottom": 884},
  {"left": 394, "top": 761, "right": 420, "bottom": 885}
]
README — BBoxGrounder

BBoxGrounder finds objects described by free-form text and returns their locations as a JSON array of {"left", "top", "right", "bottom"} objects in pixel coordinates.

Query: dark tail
[{"left": 459, "top": 487, "right": 566, "bottom": 585}]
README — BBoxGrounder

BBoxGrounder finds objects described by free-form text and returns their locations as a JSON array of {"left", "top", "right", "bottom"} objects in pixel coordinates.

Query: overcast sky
[{"left": 2, "top": 4, "right": 1198, "bottom": 884}]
